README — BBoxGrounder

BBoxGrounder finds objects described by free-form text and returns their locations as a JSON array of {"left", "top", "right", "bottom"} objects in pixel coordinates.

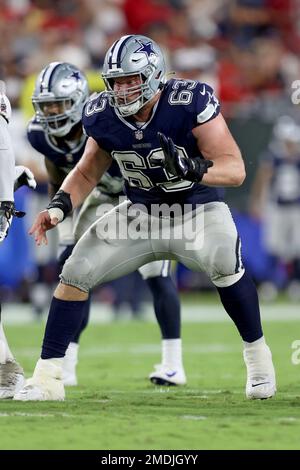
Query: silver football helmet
[
  {"left": 32, "top": 62, "right": 89, "bottom": 137},
  {"left": 102, "top": 35, "right": 166, "bottom": 116},
  {"left": 273, "top": 116, "right": 300, "bottom": 144}
]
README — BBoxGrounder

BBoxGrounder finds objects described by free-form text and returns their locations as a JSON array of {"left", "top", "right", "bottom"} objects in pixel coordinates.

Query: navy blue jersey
[
  {"left": 82, "top": 79, "right": 223, "bottom": 207},
  {"left": 27, "top": 118, "right": 124, "bottom": 196},
  {"left": 263, "top": 148, "right": 300, "bottom": 205}
]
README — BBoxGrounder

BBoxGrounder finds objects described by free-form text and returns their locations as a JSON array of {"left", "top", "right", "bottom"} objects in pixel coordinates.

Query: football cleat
[
  {"left": 244, "top": 343, "right": 276, "bottom": 400},
  {"left": 0, "top": 360, "right": 25, "bottom": 399},
  {"left": 62, "top": 370, "right": 77, "bottom": 387},
  {"left": 149, "top": 363, "right": 187, "bottom": 386},
  {"left": 62, "top": 343, "right": 79, "bottom": 387},
  {"left": 13, "top": 358, "right": 65, "bottom": 401},
  {"left": 13, "top": 380, "right": 65, "bottom": 401}
]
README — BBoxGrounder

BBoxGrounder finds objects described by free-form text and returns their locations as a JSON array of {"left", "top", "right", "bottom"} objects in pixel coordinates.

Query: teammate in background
[
  {"left": 15, "top": 35, "right": 276, "bottom": 401},
  {"left": 249, "top": 116, "right": 300, "bottom": 301},
  {"left": 0, "top": 81, "right": 36, "bottom": 398},
  {"left": 26, "top": 62, "right": 185, "bottom": 387}
]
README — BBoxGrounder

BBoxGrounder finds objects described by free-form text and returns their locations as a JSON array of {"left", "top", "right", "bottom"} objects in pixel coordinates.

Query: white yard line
[
  {"left": 7, "top": 343, "right": 237, "bottom": 358},
  {"left": 2, "top": 302, "right": 299, "bottom": 325},
  {"left": 182, "top": 415, "right": 207, "bottom": 420},
  {"left": 0, "top": 412, "right": 76, "bottom": 418}
]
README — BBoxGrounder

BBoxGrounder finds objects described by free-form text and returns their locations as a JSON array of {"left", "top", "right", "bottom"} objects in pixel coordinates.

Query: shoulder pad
[{"left": 27, "top": 118, "right": 44, "bottom": 134}]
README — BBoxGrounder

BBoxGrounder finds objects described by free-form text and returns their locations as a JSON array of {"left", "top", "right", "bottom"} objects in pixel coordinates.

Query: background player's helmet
[
  {"left": 273, "top": 116, "right": 300, "bottom": 144},
  {"left": 102, "top": 35, "right": 166, "bottom": 116},
  {"left": 32, "top": 62, "right": 89, "bottom": 137}
]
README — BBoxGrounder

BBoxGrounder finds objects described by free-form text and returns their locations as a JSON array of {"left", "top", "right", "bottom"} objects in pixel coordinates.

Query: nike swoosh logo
[
  {"left": 199, "top": 85, "right": 206, "bottom": 96},
  {"left": 166, "top": 372, "right": 177, "bottom": 378},
  {"left": 251, "top": 382, "right": 269, "bottom": 388}
]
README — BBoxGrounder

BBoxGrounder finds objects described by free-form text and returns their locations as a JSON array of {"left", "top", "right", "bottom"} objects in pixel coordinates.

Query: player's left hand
[
  {"left": 155, "top": 132, "right": 213, "bottom": 183},
  {"left": 14, "top": 165, "right": 37, "bottom": 192}
]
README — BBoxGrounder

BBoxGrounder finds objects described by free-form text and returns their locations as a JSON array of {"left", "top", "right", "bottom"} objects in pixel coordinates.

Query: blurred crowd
[
  {"left": 1, "top": 0, "right": 300, "bottom": 117},
  {"left": 1, "top": 0, "right": 300, "bottom": 313}
]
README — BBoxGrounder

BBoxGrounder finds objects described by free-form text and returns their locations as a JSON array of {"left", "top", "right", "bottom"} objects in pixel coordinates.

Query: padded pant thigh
[
  {"left": 61, "top": 202, "right": 156, "bottom": 291},
  {"left": 171, "top": 202, "right": 242, "bottom": 282},
  {"left": 74, "top": 191, "right": 120, "bottom": 241}
]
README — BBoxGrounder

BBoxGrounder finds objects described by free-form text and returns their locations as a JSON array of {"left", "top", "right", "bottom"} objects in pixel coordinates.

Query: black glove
[
  {"left": 0, "top": 201, "right": 25, "bottom": 243},
  {"left": 156, "top": 132, "right": 213, "bottom": 183}
]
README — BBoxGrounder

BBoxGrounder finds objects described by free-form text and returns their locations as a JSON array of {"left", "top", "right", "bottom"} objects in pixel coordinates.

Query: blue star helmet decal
[
  {"left": 70, "top": 71, "right": 81, "bottom": 81},
  {"left": 134, "top": 40, "right": 156, "bottom": 59}
]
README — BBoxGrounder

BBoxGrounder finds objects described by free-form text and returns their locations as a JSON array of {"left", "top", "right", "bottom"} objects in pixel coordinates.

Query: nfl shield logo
[
  {"left": 134, "top": 130, "right": 143, "bottom": 140},
  {"left": 66, "top": 153, "right": 74, "bottom": 163}
]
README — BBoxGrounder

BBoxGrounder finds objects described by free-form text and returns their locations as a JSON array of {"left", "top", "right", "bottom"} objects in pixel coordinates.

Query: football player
[
  {"left": 15, "top": 35, "right": 276, "bottom": 401},
  {"left": 26, "top": 62, "right": 185, "bottom": 387},
  {"left": 0, "top": 81, "right": 36, "bottom": 398},
  {"left": 250, "top": 116, "right": 300, "bottom": 299}
]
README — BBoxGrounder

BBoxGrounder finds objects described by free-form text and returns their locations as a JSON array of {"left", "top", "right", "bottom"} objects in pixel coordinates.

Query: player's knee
[
  {"left": 54, "top": 283, "right": 88, "bottom": 301},
  {"left": 204, "top": 235, "right": 243, "bottom": 285},
  {"left": 211, "top": 268, "right": 245, "bottom": 288},
  {"left": 60, "top": 255, "right": 94, "bottom": 293}
]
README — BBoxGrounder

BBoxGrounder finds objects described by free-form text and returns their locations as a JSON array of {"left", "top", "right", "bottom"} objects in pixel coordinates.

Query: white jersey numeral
[
  {"left": 168, "top": 80, "right": 197, "bottom": 106},
  {"left": 112, "top": 149, "right": 193, "bottom": 192},
  {"left": 85, "top": 95, "right": 107, "bottom": 116}
]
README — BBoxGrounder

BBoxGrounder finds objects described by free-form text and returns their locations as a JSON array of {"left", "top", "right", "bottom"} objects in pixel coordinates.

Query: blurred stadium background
[{"left": 1, "top": 0, "right": 300, "bottom": 319}]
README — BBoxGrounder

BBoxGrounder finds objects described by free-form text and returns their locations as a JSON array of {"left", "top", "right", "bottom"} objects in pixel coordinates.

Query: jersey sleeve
[
  {"left": 27, "top": 119, "right": 45, "bottom": 154},
  {"left": 82, "top": 92, "right": 107, "bottom": 138},
  {"left": 82, "top": 92, "right": 114, "bottom": 153},
  {"left": 193, "top": 82, "right": 220, "bottom": 126}
]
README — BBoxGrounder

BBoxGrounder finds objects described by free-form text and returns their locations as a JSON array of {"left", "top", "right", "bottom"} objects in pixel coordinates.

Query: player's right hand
[{"left": 28, "top": 210, "right": 59, "bottom": 246}]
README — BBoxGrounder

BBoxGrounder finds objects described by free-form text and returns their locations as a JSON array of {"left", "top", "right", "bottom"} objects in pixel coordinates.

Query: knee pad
[
  {"left": 212, "top": 268, "right": 245, "bottom": 288},
  {"left": 203, "top": 231, "right": 243, "bottom": 283},
  {"left": 60, "top": 256, "right": 93, "bottom": 293}
]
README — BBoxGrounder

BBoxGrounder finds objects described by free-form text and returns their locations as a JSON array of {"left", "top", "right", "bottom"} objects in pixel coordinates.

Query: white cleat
[
  {"left": 149, "top": 364, "right": 187, "bottom": 386},
  {"left": 0, "top": 361, "right": 25, "bottom": 399},
  {"left": 13, "top": 358, "right": 65, "bottom": 401},
  {"left": 244, "top": 342, "right": 276, "bottom": 400},
  {"left": 13, "top": 379, "right": 65, "bottom": 401},
  {"left": 62, "top": 371, "right": 77, "bottom": 387},
  {"left": 62, "top": 343, "right": 78, "bottom": 387}
]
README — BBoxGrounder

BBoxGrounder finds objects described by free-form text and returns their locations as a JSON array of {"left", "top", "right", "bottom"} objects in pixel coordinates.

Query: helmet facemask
[
  {"left": 32, "top": 97, "right": 77, "bottom": 137},
  {"left": 104, "top": 68, "right": 156, "bottom": 117}
]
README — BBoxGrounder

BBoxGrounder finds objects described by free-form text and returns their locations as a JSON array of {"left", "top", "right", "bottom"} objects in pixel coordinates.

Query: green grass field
[{"left": 1, "top": 312, "right": 300, "bottom": 450}]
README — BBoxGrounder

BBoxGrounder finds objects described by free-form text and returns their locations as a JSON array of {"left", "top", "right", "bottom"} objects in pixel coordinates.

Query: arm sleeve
[
  {"left": 0, "top": 115, "right": 15, "bottom": 201},
  {"left": 193, "top": 83, "right": 220, "bottom": 126}
]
